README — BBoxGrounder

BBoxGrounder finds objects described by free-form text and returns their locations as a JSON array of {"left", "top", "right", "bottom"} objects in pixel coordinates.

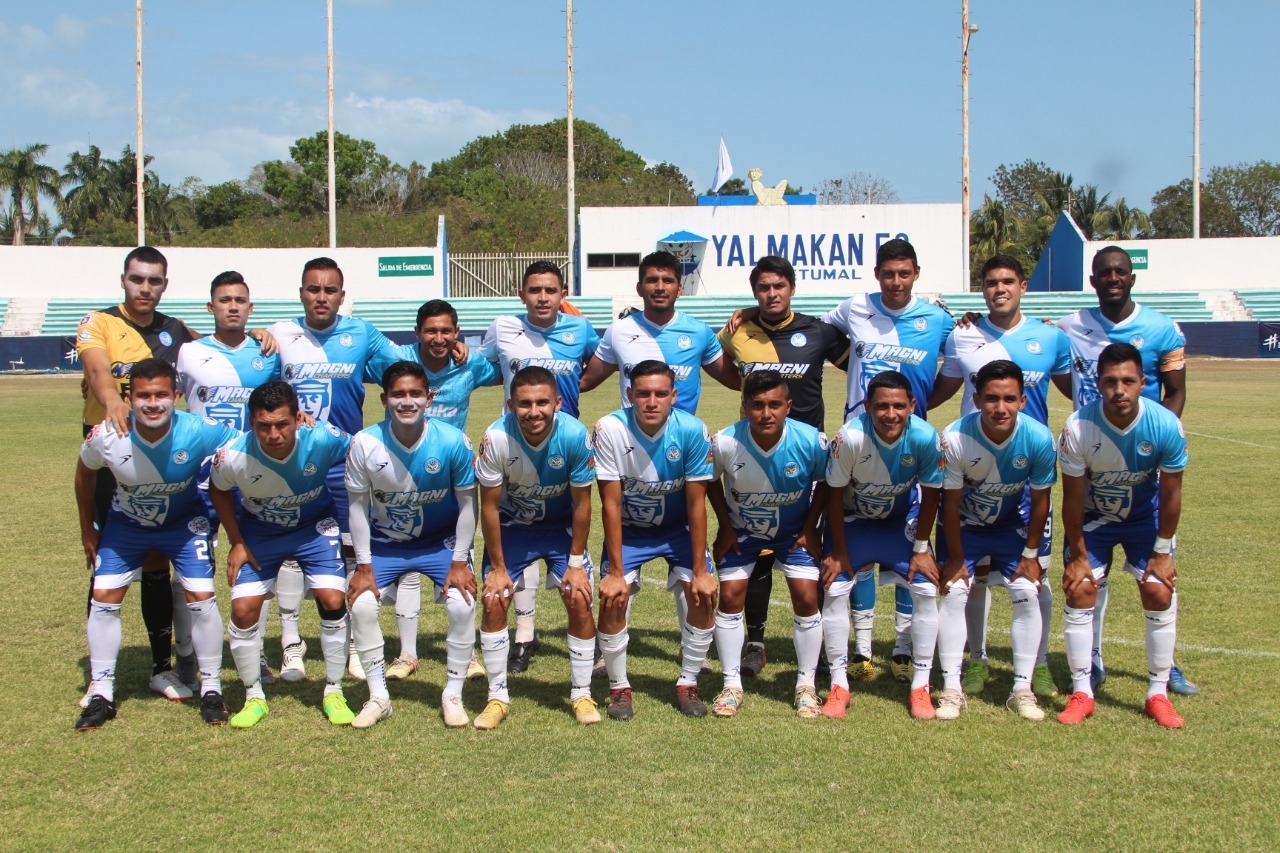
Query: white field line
[{"left": 1186, "top": 430, "right": 1276, "bottom": 450}]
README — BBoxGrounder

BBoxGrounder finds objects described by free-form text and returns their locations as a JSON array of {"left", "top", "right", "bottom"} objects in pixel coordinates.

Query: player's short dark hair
[
  {"left": 249, "top": 380, "right": 299, "bottom": 417},
  {"left": 381, "top": 360, "right": 427, "bottom": 392},
  {"left": 415, "top": 299, "right": 458, "bottom": 329},
  {"left": 628, "top": 359, "right": 675, "bottom": 385},
  {"left": 511, "top": 365, "right": 557, "bottom": 394},
  {"left": 980, "top": 254, "right": 1025, "bottom": 281},
  {"left": 638, "top": 251, "right": 681, "bottom": 283},
  {"left": 749, "top": 255, "right": 795, "bottom": 289},
  {"left": 1092, "top": 245, "right": 1132, "bottom": 274},
  {"left": 124, "top": 246, "right": 168, "bottom": 275},
  {"left": 874, "top": 238, "right": 918, "bottom": 271},
  {"left": 210, "top": 270, "right": 247, "bottom": 297},
  {"left": 1096, "top": 342, "right": 1143, "bottom": 375},
  {"left": 302, "top": 256, "right": 344, "bottom": 287},
  {"left": 867, "top": 370, "right": 913, "bottom": 402},
  {"left": 521, "top": 260, "right": 564, "bottom": 290},
  {"left": 975, "top": 359, "right": 1025, "bottom": 394},
  {"left": 743, "top": 369, "right": 788, "bottom": 402},
  {"left": 128, "top": 357, "right": 176, "bottom": 388}
]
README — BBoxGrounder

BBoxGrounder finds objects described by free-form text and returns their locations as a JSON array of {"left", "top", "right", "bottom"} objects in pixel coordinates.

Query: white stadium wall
[
  {"left": 1082, "top": 235, "right": 1280, "bottom": 292},
  {"left": 577, "top": 203, "right": 964, "bottom": 298}
]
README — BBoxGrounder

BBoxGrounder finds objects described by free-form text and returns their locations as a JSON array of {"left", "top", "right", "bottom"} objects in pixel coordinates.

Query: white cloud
[{"left": 53, "top": 14, "right": 89, "bottom": 46}]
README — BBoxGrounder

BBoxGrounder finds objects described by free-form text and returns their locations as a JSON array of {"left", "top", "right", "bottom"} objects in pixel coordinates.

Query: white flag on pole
[{"left": 711, "top": 136, "right": 733, "bottom": 193}]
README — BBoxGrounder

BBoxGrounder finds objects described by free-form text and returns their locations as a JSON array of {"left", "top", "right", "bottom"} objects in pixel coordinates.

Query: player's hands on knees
[
  {"left": 599, "top": 571, "right": 629, "bottom": 611},
  {"left": 226, "top": 543, "right": 258, "bottom": 587},
  {"left": 712, "top": 525, "right": 739, "bottom": 565},
  {"left": 820, "top": 553, "right": 849, "bottom": 591},
  {"left": 443, "top": 560, "right": 476, "bottom": 605},
  {"left": 940, "top": 556, "right": 968, "bottom": 593},
  {"left": 1012, "top": 555, "right": 1043, "bottom": 587},
  {"left": 482, "top": 567, "right": 514, "bottom": 611},
  {"left": 559, "top": 565, "right": 592, "bottom": 609},
  {"left": 347, "top": 563, "right": 380, "bottom": 607},
  {"left": 793, "top": 526, "right": 822, "bottom": 565},
  {"left": 688, "top": 571, "right": 718, "bottom": 610},
  {"left": 1143, "top": 553, "right": 1177, "bottom": 592},
  {"left": 1061, "top": 556, "right": 1095, "bottom": 596},
  {"left": 908, "top": 551, "right": 941, "bottom": 589},
  {"left": 105, "top": 398, "right": 131, "bottom": 436},
  {"left": 81, "top": 530, "right": 101, "bottom": 572}
]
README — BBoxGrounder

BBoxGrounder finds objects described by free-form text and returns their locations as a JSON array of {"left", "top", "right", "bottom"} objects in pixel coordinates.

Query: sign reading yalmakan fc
[{"left": 378, "top": 256, "right": 435, "bottom": 277}]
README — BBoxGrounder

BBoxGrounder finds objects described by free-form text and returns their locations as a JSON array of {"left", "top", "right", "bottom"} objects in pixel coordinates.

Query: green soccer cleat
[
  {"left": 1031, "top": 664, "right": 1059, "bottom": 698},
  {"left": 961, "top": 659, "right": 990, "bottom": 695},
  {"left": 229, "top": 697, "right": 269, "bottom": 729},
  {"left": 323, "top": 692, "right": 356, "bottom": 726}
]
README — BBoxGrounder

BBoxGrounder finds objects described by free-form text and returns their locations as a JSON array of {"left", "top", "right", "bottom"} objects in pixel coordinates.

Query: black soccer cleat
[
  {"left": 507, "top": 636, "right": 542, "bottom": 674},
  {"left": 740, "top": 642, "right": 767, "bottom": 678},
  {"left": 607, "top": 687, "right": 635, "bottom": 721},
  {"left": 75, "top": 695, "right": 117, "bottom": 731},
  {"left": 200, "top": 691, "right": 230, "bottom": 725}
]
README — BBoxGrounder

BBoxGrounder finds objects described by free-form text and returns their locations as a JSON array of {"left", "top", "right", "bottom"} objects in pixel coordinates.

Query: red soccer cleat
[
  {"left": 1144, "top": 694, "right": 1185, "bottom": 729},
  {"left": 909, "top": 686, "right": 935, "bottom": 720},
  {"left": 1056, "top": 691, "right": 1096, "bottom": 724}
]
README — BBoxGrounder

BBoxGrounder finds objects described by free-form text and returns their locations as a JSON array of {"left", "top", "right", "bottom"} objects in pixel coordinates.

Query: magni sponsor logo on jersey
[
  {"left": 510, "top": 357, "right": 580, "bottom": 375},
  {"left": 852, "top": 342, "right": 929, "bottom": 365},
  {"left": 374, "top": 488, "right": 450, "bottom": 506},
  {"left": 733, "top": 489, "right": 806, "bottom": 508},
  {"left": 623, "top": 363, "right": 693, "bottom": 381},
  {"left": 284, "top": 362, "right": 357, "bottom": 381},
  {"left": 196, "top": 385, "right": 254, "bottom": 405}
]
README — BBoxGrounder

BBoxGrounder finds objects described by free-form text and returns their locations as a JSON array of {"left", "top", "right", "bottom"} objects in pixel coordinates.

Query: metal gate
[{"left": 448, "top": 253, "right": 569, "bottom": 297}]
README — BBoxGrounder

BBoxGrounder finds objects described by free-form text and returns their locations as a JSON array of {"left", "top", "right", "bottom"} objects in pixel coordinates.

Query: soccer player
[
  {"left": 266, "top": 257, "right": 398, "bottom": 683},
  {"left": 822, "top": 371, "right": 945, "bottom": 720},
  {"left": 472, "top": 366, "right": 598, "bottom": 728},
  {"left": 209, "top": 381, "right": 355, "bottom": 728},
  {"left": 73, "top": 358, "right": 241, "bottom": 729},
  {"left": 936, "top": 360, "right": 1058, "bottom": 720},
  {"left": 716, "top": 255, "right": 848, "bottom": 678},
  {"left": 928, "top": 254, "right": 1072, "bottom": 699},
  {"left": 708, "top": 371, "right": 828, "bottom": 718},
  {"left": 345, "top": 361, "right": 479, "bottom": 729},
  {"left": 479, "top": 261, "right": 600, "bottom": 673},
  {"left": 581, "top": 250, "right": 739, "bottom": 415},
  {"left": 593, "top": 360, "right": 717, "bottom": 720},
  {"left": 1056, "top": 343, "right": 1188, "bottom": 728},
  {"left": 1057, "top": 245, "right": 1195, "bottom": 694}
]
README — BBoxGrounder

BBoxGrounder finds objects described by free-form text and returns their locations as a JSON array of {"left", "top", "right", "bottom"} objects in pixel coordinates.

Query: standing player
[
  {"left": 708, "top": 371, "right": 828, "bottom": 718},
  {"left": 593, "top": 360, "right": 717, "bottom": 720},
  {"left": 822, "top": 371, "right": 945, "bottom": 720},
  {"left": 344, "top": 362, "right": 479, "bottom": 729},
  {"left": 715, "top": 255, "right": 847, "bottom": 678},
  {"left": 472, "top": 367, "right": 598, "bottom": 728},
  {"left": 73, "top": 359, "right": 240, "bottom": 729},
  {"left": 1057, "top": 246, "right": 1195, "bottom": 694},
  {"left": 927, "top": 254, "right": 1072, "bottom": 698},
  {"left": 209, "top": 381, "right": 355, "bottom": 728},
  {"left": 1056, "top": 343, "right": 1188, "bottom": 728},
  {"left": 935, "top": 361, "right": 1058, "bottom": 720}
]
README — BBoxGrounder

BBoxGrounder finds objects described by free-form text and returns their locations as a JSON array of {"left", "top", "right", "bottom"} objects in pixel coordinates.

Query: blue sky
[{"left": 3, "top": 1, "right": 1275, "bottom": 212}]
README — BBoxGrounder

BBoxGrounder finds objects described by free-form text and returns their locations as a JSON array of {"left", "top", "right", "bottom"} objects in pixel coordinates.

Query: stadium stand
[
  {"left": 933, "top": 291, "right": 1215, "bottom": 322},
  {"left": 0, "top": 298, "right": 8, "bottom": 329},
  {"left": 352, "top": 296, "right": 615, "bottom": 331},
  {"left": 39, "top": 298, "right": 304, "bottom": 336},
  {"left": 1235, "top": 289, "right": 1280, "bottom": 321}
]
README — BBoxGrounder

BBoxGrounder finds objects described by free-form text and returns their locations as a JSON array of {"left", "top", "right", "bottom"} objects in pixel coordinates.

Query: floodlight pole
[
  {"left": 962, "top": 2, "right": 978, "bottom": 287},
  {"left": 135, "top": 0, "right": 145, "bottom": 246},
  {"left": 327, "top": 0, "right": 338, "bottom": 249},
  {"left": 1192, "top": 0, "right": 1201, "bottom": 239},
  {"left": 566, "top": 0, "right": 576, "bottom": 290}
]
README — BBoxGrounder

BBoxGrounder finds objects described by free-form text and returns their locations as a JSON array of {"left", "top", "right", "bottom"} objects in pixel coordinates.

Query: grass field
[{"left": 2, "top": 360, "right": 1279, "bottom": 850}]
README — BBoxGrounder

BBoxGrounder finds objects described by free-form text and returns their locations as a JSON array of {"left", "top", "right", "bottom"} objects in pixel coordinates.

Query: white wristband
[
  {"left": 1153, "top": 536, "right": 1173, "bottom": 555},
  {"left": 1022, "top": 546, "right": 1039, "bottom": 560},
  {"left": 568, "top": 553, "right": 585, "bottom": 568},
  {"left": 912, "top": 539, "right": 930, "bottom": 554}
]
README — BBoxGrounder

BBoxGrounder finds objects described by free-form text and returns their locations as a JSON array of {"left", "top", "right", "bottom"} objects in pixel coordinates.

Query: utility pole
[
  {"left": 135, "top": 0, "right": 145, "bottom": 246},
  {"left": 1192, "top": 0, "right": 1202, "bottom": 239},
  {"left": 566, "top": 0, "right": 576, "bottom": 290},
  {"left": 327, "top": 0, "right": 338, "bottom": 249},
  {"left": 961, "top": 1, "right": 978, "bottom": 287}
]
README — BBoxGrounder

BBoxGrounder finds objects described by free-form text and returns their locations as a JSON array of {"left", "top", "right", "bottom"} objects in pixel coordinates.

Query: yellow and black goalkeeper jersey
[
  {"left": 76, "top": 304, "right": 195, "bottom": 425},
  {"left": 717, "top": 311, "right": 848, "bottom": 431}
]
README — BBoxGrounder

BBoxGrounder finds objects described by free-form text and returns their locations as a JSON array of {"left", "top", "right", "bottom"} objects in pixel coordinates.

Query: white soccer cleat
[
  {"left": 351, "top": 696, "right": 393, "bottom": 730},
  {"left": 280, "top": 640, "right": 307, "bottom": 682},
  {"left": 149, "top": 670, "right": 194, "bottom": 702},
  {"left": 1007, "top": 689, "right": 1046, "bottom": 721},
  {"left": 441, "top": 693, "right": 470, "bottom": 728},
  {"left": 935, "top": 688, "right": 966, "bottom": 721},
  {"left": 347, "top": 650, "right": 366, "bottom": 681}
]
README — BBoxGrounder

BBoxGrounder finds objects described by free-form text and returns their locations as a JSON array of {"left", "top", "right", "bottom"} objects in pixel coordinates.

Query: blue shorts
[
  {"left": 94, "top": 512, "right": 215, "bottom": 593},
  {"left": 197, "top": 456, "right": 241, "bottom": 536},
  {"left": 600, "top": 525, "right": 714, "bottom": 592},
  {"left": 232, "top": 516, "right": 346, "bottom": 599},
  {"left": 481, "top": 524, "right": 593, "bottom": 589},
  {"left": 824, "top": 511, "right": 921, "bottom": 595},
  {"left": 1070, "top": 515, "right": 1170, "bottom": 582},
  {"left": 936, "top": 524, "right": 1032, "bottom": 583},
  {"left": 373, "top": 536, "right": 469, "bottom": 594},
  {"left": 717, "top": 534, "right": 818, "bottom": 582}
]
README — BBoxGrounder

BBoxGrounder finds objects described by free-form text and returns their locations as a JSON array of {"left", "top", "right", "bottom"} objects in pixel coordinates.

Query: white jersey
[
  {"left": 594, "top": 310, "right": 723, "bottom": 414},
  {"left": 592, "top": 407, "right": 714, "bottom": 530},
  {"left": 712, "top": 418, "right": 827, "bottom": 542},
  {"left": 176, "top": 335, "right": 280, "bottom": 431}
]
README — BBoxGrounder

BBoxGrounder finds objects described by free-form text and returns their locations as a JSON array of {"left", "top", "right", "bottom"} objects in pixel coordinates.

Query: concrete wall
[{"left": 1082, "top": 235, "right": 1280, "bottom": 292}]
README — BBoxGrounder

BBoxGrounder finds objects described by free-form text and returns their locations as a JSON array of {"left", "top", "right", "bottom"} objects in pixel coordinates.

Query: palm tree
[
  {"left": 144, "top": 177, "right": 182, "bottom": 243},
  {"left": 1069, "top": 184, "right": 1112, "bottom": 240},
  {"left": 0, "top": 144, "right": 65, "bottom": 245},
  {"left": 60, "top": 145, "right": 116, "bottom": 234},
  {"left": 971, "top": 195, "right": 1021, "bottom": 258},
  {"left": 1104, "top": 197, "right": 1152, "bottom": 240}
]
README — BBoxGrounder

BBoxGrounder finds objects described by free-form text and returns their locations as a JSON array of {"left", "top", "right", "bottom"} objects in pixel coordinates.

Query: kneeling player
[
  {"left": 473, "top": 366, "right": 598, "bottom": 728},
  {"left": 594, "top": 360, "right": 717, "bottom": 720},
  {"left": 822, "top": 371, "right": 945, "bottom": 720},
  {"left": 936, "top": 360, "right": 1057, "bottom": 720},
  {"left": 209, "top": 381, "right": 355, "bottom": 728},
  {"left": 73, "top": 359, "right": 241, "bottom": 729},
  {"left": 345, "top": 362, "right": 479, "bottom": 729},
  {"left": 1057, "top": 343, "right": 1188, "bottom": 728},
  {"left": 708, "top": 371, "right": 827, "bottom": 718}
]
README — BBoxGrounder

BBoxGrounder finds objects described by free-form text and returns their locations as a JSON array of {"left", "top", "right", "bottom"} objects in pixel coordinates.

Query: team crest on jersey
[
  {"left": 677, "top": 335, "right": 692, "bottom": 349},
  {"left": 173, "top": 450, "right": 189, "bottom": 464},
  {"left": 1130, "top": 335, "right": 1145, "bottom": 348},
  {"left": 79, "top": 330, "right": 92, "bottom": 342},
  {"left": 1026, "top": 341, "right": 1042, "bottom": 354},
  {"left": 549, "top": 454, "right": 565, "bottom": 468},
  {"left": 426, "top": 458, "right": 441, "bottom": 473},
  {"left": 901, "top": 454, "right": 915, "bottom": 467},
  {"left": 1138, "top": 441, "right": 1154, "bottom": 455},
  {"left": 784, "top": 462, "right": 799, "bottom": 477},
  {"left": 563, "top": 332, "right": 576, "bottom": 343},
  {"left": 159, "top": 331, "right": 173, "bottom": 346},
  {"left": 252, "top": 357, "right": 265, "bottom": 371},
  {"left": 79, "top": 313, "right": 95, "bottom": 326},
  {"left": 340, "top": 334, "right": 353, "bottom": 347},
  {"left": 187, "top": 516, "right": 210, "bottom": 536},
  {"left": 667, "top": 445, "right": 682, "bottom": 461},
  {"left": 316, "top": 517, "right": 340, "bottom": 537},
  {"left": 303, "top": 462, "right": 318, "bottom": 475},
  {"left": 325, "top": 422, "right": 344, "bottom": 437},
  {"left": 790, "top": 332, "right": 807, "bottom": 347},
  {"left": 1013, "top": 454, "right": 1029, "bottom": 468},
  {"left": 913, "top": 318, "right": 928, "bottom": 331}
]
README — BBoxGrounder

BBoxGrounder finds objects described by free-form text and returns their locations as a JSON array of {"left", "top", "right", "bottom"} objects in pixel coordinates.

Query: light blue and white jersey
[
  {"left": 824, "top": 293, "right": 954, "bottom": 420},
  {"left": 1056, "top": 304, "right": 1186, "bottom": 410},
  {"left": 940, "top": 316, "right": 1071, "bottom": 425},
  {"left": 480, "top": 313, "right": 600, "bottom": 417},
  {"left": 268, "top": 315, "right": 398, "bottom": 434},
  {"left": 176, "top": 336, "right": 281, "bottom": 432},
  {"left": 210, "top": 421, "right": 351, "bottom": 529},
  {"left": 826, "top": 413, "right": 945, "bottom": 522},
  {"left": 593, "top": 407, "right": 714, "bottom": 530},
  {"left": 1058, "top": 397, "right": 1188, "bottom": 525},
  {"left": 346, "top": 418, "right": 475, "bottom": 544},
  {"left": 80, "top": 411, "right": 240, "bottom": 529},
  {"left": 474, "top": 411, "right": 594, "bottom": 527},
  {"left": 941, "top": 412, "right": 1057, "bottom": 529},
  {"left": 367, "top": 345, "right": 500, "bottom": 430},
  {"left": 594, "top": 310, "right": 724, "bottom": 414},
  {"left": 712, "top": 418, "right": 827, "bottom": 543}
]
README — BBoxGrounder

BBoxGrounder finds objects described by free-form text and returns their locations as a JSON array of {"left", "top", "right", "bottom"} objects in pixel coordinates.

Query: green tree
[
  {"left": 60, "top": 145, "right": 116, "bottom": 234},
  {"left": 1102, "top": 198, "right": 1152, "bottom": 240},
  {"left": 712, "top": 177, "right": 749, "bottom": 196},
  {"left": 0, "top": 144, "right": 64, "bottom": 245},
  {"left": 1147, "top": 164, "right": 1280, "bottom": 238},
  {"left": 192, "top": 181, "right": 273, "bottom": 230}
]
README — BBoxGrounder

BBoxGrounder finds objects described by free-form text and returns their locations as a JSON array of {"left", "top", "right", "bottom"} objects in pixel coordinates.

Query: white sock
[
  {"left": 677, "top": 621, "right": 714, "bottom": 687},
  {"left": 514, "top": 564, "right": 539, "bottom": 644},
  {"left": 319, "top": 613, "right": 348, "bottom": 696},
  {"left": 480, "top": 629, "right": 511, "bottom": 703},
  {"left": 277, "top": 561, "right": 304, "bottom": 649},
  {"left": 793, "top": 612, "right": 823, "bottom": 689},
  {"left": 1036, "top": 578, "right": 1053, "bottom": 666},
  {"left": 443, "top": 590, "right": 475, "bottom": 698},
  {"left": 1145, "top": 592, "right": 1177, "bottom": 698},
  {"left": 938, "top": 583, "right": 969, "bottom": 692},
  {"left": 395, "top": 571, "right": 421, "bottom": 660},
  {"left": 965, "top": 574, "right": 991, "bottom": 662},
  {"left": 908, "top": 584, "right": 939, "bottom": 690},
  {"left": 228, "top": 621, "right": 265, "bottom": 700},
  {"left": 87, "top": 600, "right": 122, "bottom": 701},
  {"left": 597, "top": 628, "right": 630, "bottom": 690},
  {"left": 567, "top": 634, "right": 595, "bottom": 701},
  {"left": 673, "top": 586, "right": 689, "bottom": 634},
  {"left": 714, "top": 610, "right": 745, "bottom": 690},
  {"left": 350, "top": 591, "right": 388, "bottom": 702},
  {"left": 1091, "top": 575, "right": 1109, "bottom": 667},
  {"left": 256, "top": 597, "right": 272, "bottom": 650},
  {"left": 171, "top": 573, "right": 193, "bottom": 657},
  {"left": 893, "top": 584, "right": 914, "bottom": 657},
  {"left": 852, "top": 568, "right": 874, "bottom": 659},
  {"left": 1008, "top": 579, "right": 1042, "bottom": 691},
  {"left": 187, "top": 597, "right": 224, "bottom": 695},
  {"left": 822, "top": 592, "right": 851, "bottom": 690},
  {"left": 1063, "top": 606, "right": 1094, "bottom": 697}
]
